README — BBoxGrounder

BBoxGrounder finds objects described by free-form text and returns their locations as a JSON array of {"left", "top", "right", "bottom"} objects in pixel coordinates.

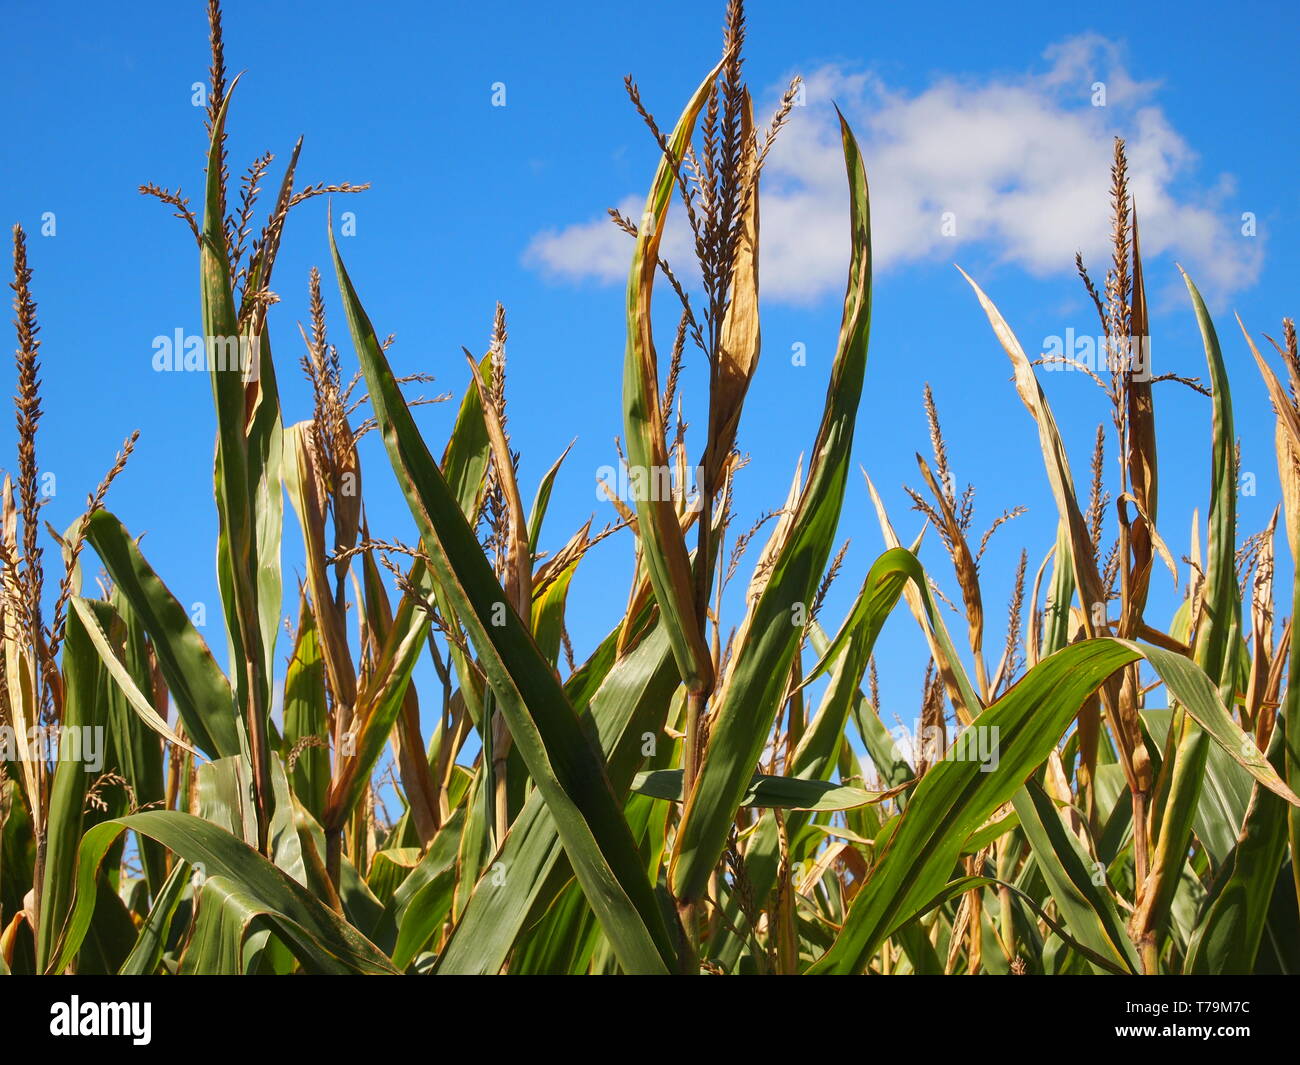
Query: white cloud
[
  {"left": 525, "top": 196, "right": 650, "bottom": 286},
  {"left": 524, "top": 35, "right": 1260, "bottom": 304}
]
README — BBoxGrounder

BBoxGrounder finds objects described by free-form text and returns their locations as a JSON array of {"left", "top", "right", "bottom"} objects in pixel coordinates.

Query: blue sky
[{"left": 2, "top": 0, "right": 1298, "bottom": 759}]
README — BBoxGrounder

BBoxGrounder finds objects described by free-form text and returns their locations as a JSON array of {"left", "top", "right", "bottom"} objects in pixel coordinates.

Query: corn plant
[{"left": 1, "top": 0, "right": 1297, "bottom": 976}]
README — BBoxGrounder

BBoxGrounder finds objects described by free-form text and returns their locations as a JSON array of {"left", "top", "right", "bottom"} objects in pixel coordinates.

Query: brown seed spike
[
  {"left": 1087, "top": 423, "right": 1107, "bottom": 553},
  {"left": 11, "top": 225, "right": 44, "bottom": 658},
  {"left": 998, "top": 548, "right": 1028, "bottom": 694},
  {"left": 205, "top": 0, "right": 230, "bottom": 235},
  {"left": 923, "top": 383, "right": 954, "bottom": 505},
  {"left": 1107, "top": 137, "right": 1132, "bottom": 345}
]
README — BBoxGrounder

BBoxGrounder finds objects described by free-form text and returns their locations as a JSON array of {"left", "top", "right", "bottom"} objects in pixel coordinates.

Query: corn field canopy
[{"left": 2, "top": 0, "right": 1300, "bottom": 985}]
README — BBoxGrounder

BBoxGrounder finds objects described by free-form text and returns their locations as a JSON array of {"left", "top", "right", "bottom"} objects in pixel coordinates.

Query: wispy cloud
[{"left": 524, "top": 35, "right": 1260, "bottom": 304}]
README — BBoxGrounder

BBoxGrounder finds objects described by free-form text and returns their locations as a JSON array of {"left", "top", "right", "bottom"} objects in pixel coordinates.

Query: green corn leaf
[
  {"left": 200, "top": 80, "right": 273, "bottom": 833},
  {"left": 69, "top": 597, "right": 196, "bottom": 757},
  {"left": 370, "top": 808, "right": 464, "bottom": 957},
  {"left": 527, "top": 440, "right": 575, "bottom": 556},
  {"left": 670, "top": 110, "right": 873, "bottom": 904},
  {"left": 435, "top": 619, "right": 679, "bottom": 974},
  {"left": 36, "top": 598, "right": 112, "bottom": 971},
  {"left": 51, "top": 812, "right": 397, "bottom": 975},
  {"left": 330, "top": 224, "right": 677, "bottom": 975},
  {"left": 531, "top": 536, "right": 584, "bottom": 669},
  {"left": 178, "top": 875, "right": 272, "bottom": 975},
  {"left": 621, "top": 63, "right": 721, "bottom": 695},
  {"left": 632, "top": 769, "right": 893, "bottom": 812},
  {"left": 808, "top": 638, "right": 1297, "bottom": 974},
  {"left": 325, "top": 586, "right": 429, "bottom": 830},
  {"left": 1144, "top": 270, "right": 1241, "bottom": 938},
  {"left": 1011, "top": 779, "right": 1141, "bottom": 973},
  {"left": 713, "top": 552, "right": 948, "bottom": 970},
  {"left": 105, "top": 586, "right": 169, "bottom": 899},
  {"left": 1184, "top": 268, "right": 1240, "bottom": 692},
  {"left": 118, "top": 860, "right": 191, "bottom": 975},
  {"left": 443, "top": 352, "right": 495, "bottom": 522},
  {"left": 282, "top": 594, "right": 329, "bottom": 821},
  {"left": 85, "top": 510, "right": 239, "bottom": 759},
  {"left": 1185, "top": 728, "right": 1290, "bottom": 973}
]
